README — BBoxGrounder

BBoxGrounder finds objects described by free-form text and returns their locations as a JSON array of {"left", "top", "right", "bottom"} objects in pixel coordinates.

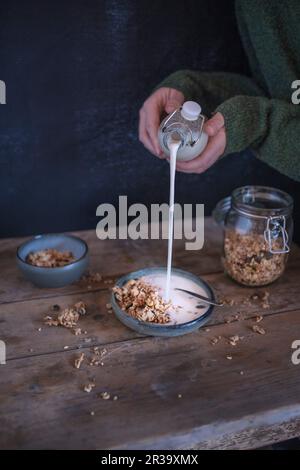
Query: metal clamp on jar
[{"left": 213, "top": 186, "right": 294, "bottom": 286}]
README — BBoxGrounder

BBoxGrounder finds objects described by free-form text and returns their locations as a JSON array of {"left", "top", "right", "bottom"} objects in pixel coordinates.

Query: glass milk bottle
[{"left": 158, "top": 101, "right": 208, "bottom": 161}]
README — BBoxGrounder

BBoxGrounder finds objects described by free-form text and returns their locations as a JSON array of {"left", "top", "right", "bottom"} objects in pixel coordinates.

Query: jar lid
[
  {"left": 213, "top": 186, "right": 293, "bottom": 228},
  {"left": 213, "top": 187, "right": 293, "bottom": 254},
  {"left": 181, "top": 101, "right": 202, "bottom": 121},
  {"left": 212, "top": 196, "right": 232, "bottom": 228},
  {"left": 232, "top": 186, "right": 293, "bottom": 218}
]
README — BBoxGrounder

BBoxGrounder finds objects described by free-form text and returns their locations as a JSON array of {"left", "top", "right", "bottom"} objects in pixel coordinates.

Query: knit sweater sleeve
[
  {"left": 216, "top": 95, "right": 300, "bottom": 182},
  {"left": 157, "top": 69, "right": 300, "bottom": 182},
  {"left": 156, "top": 70, "right": 264, "bottom": 115}
]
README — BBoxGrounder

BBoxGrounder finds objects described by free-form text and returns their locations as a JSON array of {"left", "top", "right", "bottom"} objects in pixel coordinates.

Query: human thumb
[{"left": 204, "top": 112, "right": 225, "bottom": 137}]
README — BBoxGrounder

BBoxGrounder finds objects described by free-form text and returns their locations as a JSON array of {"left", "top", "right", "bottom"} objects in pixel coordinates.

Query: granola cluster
[
  {"left": 45, "top": 301, "right": 87, "bottom": 329},
  {"left": 79, "top": 272, "right": 103, "bottom": 283},
  {"left": 223, "top": 231, "right": 287, "bottom": 286},
  {"left": 113, "top": 279, "right": 172, "bottom": 324},
  {"left": 26, "top": 248, "right": 75, "bottom": 267}
]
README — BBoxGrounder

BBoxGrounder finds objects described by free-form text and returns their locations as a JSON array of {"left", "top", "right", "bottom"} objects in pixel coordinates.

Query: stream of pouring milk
[
  {"left": 140, "top": 136, "right": 210, "bottom": 325},
  {"left": 165, "top": 138, "right": 181, "bottom": 302}
]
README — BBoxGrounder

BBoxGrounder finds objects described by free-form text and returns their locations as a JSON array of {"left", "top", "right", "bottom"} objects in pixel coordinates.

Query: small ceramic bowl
[
  {"left": 16, "top": 233, "right": 89, "bottom": 288},
  {"left": 111, "top": 267, "right": 215, "bottom": 337}
]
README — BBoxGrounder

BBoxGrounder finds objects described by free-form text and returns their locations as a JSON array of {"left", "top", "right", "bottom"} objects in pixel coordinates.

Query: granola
[
  {"left": 84, "top": 383, "right": 95, "bottom": 393},
  {"left": 254, "top": 315, "right": 264, "bottom": 323},
  {"left": 80, "top": 272, "right": 103, "bottom": 283},
  {"left": 228, "top": 335, "right": 242, "bottom": 346},
  {"left": 210, "top": 336, "right": 221, "bottom": 346},
  {"left": 252, "top": 324, "right": 266, "bottom": 335},
  {"left": 44, "top": 301, "right": 87, "bottom": 329},
  {"left": 113, "top": 279, "right": 172, "bottom": 324},
  {"left": 74, "top": 353, "right": 85, "bottom": 369},
  {"left": 225, "top": 314, "right": 240, "bottom": 323},
  {"left": 26, "top": 249, "right": 75, "bottom": 267},
  {"left": 223, "top": 231, "right": 287, "bottom": 286},
  {"left": 89, "top": 347, "right": 107, "bottom": 366}
]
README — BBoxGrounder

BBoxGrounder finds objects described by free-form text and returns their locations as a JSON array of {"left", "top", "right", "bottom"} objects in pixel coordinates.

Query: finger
[
  {"left": 139, "top": 110, "right": 154, "bottom": 151},
  {"left": 176, "top": 131, "right": 224, "bottom": 172},
  {"left": 143, "top": 131, "right": 159, "bottom": 156},
  {"left": 165, "top": 98, "right": 183, "bottom": 114},
  {"left": 165, "top": 89, "right": 184, "bottom": 113},
  {"left": 139, "top": 110, "right": 158, "bottom": 156},
  {"left": 197, "top": 128, "right": 226, "bottom": 168},
  {"left": 176, "top": 140, "right": 224, "bottom": 174},
  {"left": 144, "top": 101, "right": 162, "bottom": 156},
  {"left": 204, "top": 112, "right": 225, "bottom": 137},
  {"left": 138, "top": 109, "right": 146, "bottom": 142},
  {"left": 176, "top": 129, "right": 225, "bottom": 173}
]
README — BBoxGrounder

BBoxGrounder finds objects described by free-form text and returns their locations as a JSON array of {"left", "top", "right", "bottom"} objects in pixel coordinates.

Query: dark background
[{"left": 0, "top": 0, "right": 299, "bottom": 239}]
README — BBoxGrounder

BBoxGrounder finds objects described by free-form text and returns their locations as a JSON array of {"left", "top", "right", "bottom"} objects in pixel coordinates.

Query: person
[{"left": 139, "top": 0, "right": 300, "bottom": 182}]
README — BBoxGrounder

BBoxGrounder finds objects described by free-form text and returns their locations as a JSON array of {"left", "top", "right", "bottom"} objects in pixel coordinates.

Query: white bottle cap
[{"left": 181, "top": 101, "right": 202, "bottom": 121}]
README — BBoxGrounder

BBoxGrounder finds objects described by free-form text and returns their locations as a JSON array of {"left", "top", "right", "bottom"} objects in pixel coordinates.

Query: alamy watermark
[
  {"left": 0, "top": 80, "right": 6, "bottom": 104},
  {"left": 291, "top": 340, "right": 300, "bottom": 365},
  {"left": 96, "top": 196, "right": 204, "bottom": 250},
  {"left": 0, "top": 340, "right": 6, "bottom": 365},
  {"left": 291, "top": 80, "right": 300, "bottom": 104}
]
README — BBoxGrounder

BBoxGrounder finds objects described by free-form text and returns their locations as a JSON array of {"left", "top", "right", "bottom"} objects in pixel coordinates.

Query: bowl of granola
[
  {"left": 111, "top": 267, "right": 215, "bottom": 337},
  {"left": 17, "top": 233, "right": 88, "bottom": 288}
]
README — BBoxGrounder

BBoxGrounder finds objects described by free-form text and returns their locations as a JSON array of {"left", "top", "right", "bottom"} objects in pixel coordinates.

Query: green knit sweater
[{"left": 157, "top": 0, "right": 300, "bottom": 181}]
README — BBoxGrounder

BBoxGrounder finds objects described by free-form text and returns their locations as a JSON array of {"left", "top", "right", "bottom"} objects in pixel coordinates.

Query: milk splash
[{"left": 165, "top": 137, "right": 181, "bottom": 301}]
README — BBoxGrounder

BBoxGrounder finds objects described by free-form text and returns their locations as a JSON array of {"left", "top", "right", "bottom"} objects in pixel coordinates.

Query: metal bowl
[{"left": 111, "top": 267, "right": 215, "bottom": 337}]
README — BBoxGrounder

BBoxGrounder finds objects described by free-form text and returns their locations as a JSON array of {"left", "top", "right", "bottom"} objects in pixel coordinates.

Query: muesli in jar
[
  {"left": 223, "top": 230, "right": 287, "bottom": 286},
  {"left": 213, "top": 186, "right": 293, "bottom": 287}
]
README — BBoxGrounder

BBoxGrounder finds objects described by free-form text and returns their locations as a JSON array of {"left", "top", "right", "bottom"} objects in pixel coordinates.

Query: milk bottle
[{"left": 158, "top": 101, "right": 208, "bottom": 161}]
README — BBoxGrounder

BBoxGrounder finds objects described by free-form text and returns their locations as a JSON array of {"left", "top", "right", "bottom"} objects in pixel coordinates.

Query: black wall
[{"left": 0, "top": 0, "right": 299, "bottom": 239}]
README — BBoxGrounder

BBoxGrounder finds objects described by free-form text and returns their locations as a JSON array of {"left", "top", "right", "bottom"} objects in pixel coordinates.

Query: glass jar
[{"left": 213, "top": 186, "right": 294, "bottom": 287}]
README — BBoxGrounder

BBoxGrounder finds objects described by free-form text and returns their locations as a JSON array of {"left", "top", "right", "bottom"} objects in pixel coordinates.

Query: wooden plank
[
  {"left": 0, "top": 289, "right": 141, "bottom": 360},
  {"left": 1, "top": 218, "right": 300, "bottom": 305},
  {"left": 0, "top": 218, "right": 223, "bottom": 256},
  {"left": 1, "top": 217, "right": 300, "bottom": 449},
  {"left": 125, "top": 409, "right": 300, "bottom": 450},
  {"left": 207, "top": 263, "right": 300, "bottom": 324},
  {"left": 1, "top": 308, "right": 300, "bottom": 449},
  {"left": 0, "top": 218, "right": 224, "bottom": 304},
  {"left": 1, "top": 261, "right": 300, "bottom": 360}
]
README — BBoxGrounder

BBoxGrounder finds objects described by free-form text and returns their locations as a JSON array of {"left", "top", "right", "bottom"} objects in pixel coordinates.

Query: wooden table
[{"left": 1, "top": 217, "right": 300, "bottom": 450}]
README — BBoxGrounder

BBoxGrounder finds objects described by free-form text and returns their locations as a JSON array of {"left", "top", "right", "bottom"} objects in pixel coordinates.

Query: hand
[
  {"left": 176, "top": 112, "right": 226, "bottom": 174},
  {"left": 139, "top": 87, "right": 185, "bottom": 158}
]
